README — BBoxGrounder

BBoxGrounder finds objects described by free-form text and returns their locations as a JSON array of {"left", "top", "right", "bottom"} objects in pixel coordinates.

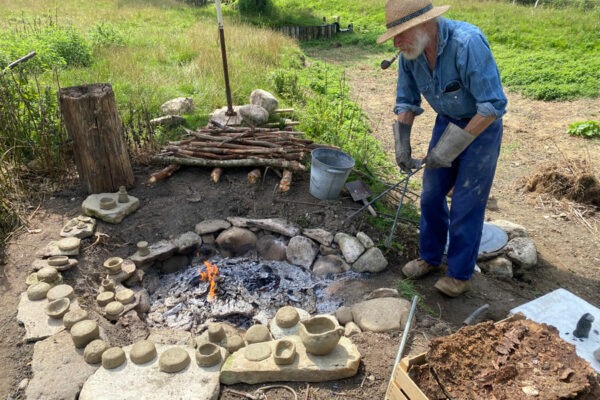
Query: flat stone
[
  {"left": 312, "top": 255, "right": 349, "bottom": 276},
  {"left": 216, "top": 227, "right": 257, "bottom": 257},
  {"left": 286, "top": 236, "right": 318, "bottom": 269},
  {"left": 490, "top": 219, "right": 529, "bottom": 239},
  {"left": 335, "top": 306, "right": 353, "bottom": 325},
  {"left": 71, "top": 320, "right": 100, "bottom": 348},
  {"left": 344, "top": 322, "right": 362, "bottom": 337},
  {"left": 17, "top": 293, "right": 81, "bottom": 342},
  {"left": 195, "top": 219, "right": 231, "bottom": 235},
  {"left": 102, "top": 347, "right": 126, "bottom": 369},
  {"left": 256, "top": 235, "right": 287, "bottom": 261},
  {"left": 334, "top": 233, "right": 365, "bottom": 264},
  {"left": 479, "top": 256, "right": 514, "bottom": 278},
  {"left": 84, "top": 339, "right": 109, "bottom": 364},
  {"left": 505, "top": 237, "right": 538, "bottom": 269},
  {"left": 244, "top": 342, "right": 272, "bottom": 361},
  {"left": 319, "top": 244, "right": 340, "bottom": 256},
  {"left": 228, "top": 217, "right": 300, "bottom": 237},
  {"left": 245, "top": 324, "right": 272, "bottom": 344},
  {"left": 238, "top": 104, "right": 269, "bottom": 126},
  {"left": 27, "top": 282, "right": 50, "bottom": 301},
  {"left": 364, "top": 288, "right": 400, "bottom": 300},
  {"left": 149, "top": 329, "right": 192, "bottom": 345},
  {"left": 352, "top": 297, "right": 411, "bottom": 332},
  {"left": 150, "top": 114, "right": 185, "bottom": 126},
  {"left": 38, "top": 239, "right": 80, "bottom": 258},
  {"left": 160, "top": 97, "right": 194, "bottom": 115},
  {"left": 46, "top": 284, "right": 75, "bottom": 301},
  {"left": 61, "top": 216, "right": 95, "bottom": 239},
  {"left": 130, "top": 340, "right": 157, "bottom": 364},
  {"left": 221, "top": 336, "right": 360, "bottom": 384},
  {"left": 356, "top": 232, "right": 375, "bottom": 248},
  {"left": 129, "top": 240, "right": 176, "bottom": 268},
  {"left": 80, "top": 344, "right": 225, "bottom": 400},
  {"left": 268, "top": 308, "right": 311, "bottom": 340},
  {"left": 351, "top": 247, "right": 388, "bottom": 273},
  {"left": 26, "top": 330, "right": 98, "bottom": 400},
  {"left": 210, "top": 105, "right": 244, "bottom": 126},
  {"left": 33, "top": 257, "right": 78, "bottom": 272},
  {"left": 82, "top": 192, "right": 140, "bottom": 224},
  {"left": 63, "top": 309, "right": 88, "bottom": 329},
  {"left": 302, "top": 228, "right": 334, "bottom": 246},
  {"left": 172, "top": 231, "right": 202, "bottom": 254},
  {"left": 250, "top": 89, "right": 279, "bottom": 114},
  {"left": 159, "top": 347, "right": 190, "bottom": 372}
]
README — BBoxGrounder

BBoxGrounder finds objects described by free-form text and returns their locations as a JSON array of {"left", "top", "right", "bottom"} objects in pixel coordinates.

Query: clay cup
[{"left": 299, "top": 316, "right": 344, "bottom": 356}]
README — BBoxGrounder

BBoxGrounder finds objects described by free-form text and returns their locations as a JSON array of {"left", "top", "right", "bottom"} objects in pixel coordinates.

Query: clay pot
[
  {"left": 136, "top": 241, "right": 150, "bottom": 256},
  {"left": 103, "top": 257, "right": 123, "bottom": 274},
  {"left": 207, "top": 324, "right": 226, "bottom": 343},
  {"left": 195, "top": 343, "right": 222, "bottom": 367},
  {"left": 47, "top": 256, "right": 69, "bottom": 267},
  {"left": 118, "top": 186, "right": 129, "bottom": 203},
  {"left": 45, "top": 298, "right": 70, "bottom": 319},
  {"left": 99, "top": 197, "right": 117, "bottom": 210},
  {"left": 299, "top": 316, "right": 344, "bottom": 356},
  {"left": 273, "top": 339, "right": 296, "bottom": 365},
  {"left": 101, "top": 278, "right": 115, "bottom": 292}
]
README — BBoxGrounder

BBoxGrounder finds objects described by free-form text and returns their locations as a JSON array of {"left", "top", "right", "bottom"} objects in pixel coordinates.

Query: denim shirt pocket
[{"left": 440, "top": 81, "right": 472, "bottom": 118}]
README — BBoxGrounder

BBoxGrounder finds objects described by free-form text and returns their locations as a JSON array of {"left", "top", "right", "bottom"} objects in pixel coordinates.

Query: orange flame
[{"left": 198, "top": 261, "right": 219, "bottom": 300}]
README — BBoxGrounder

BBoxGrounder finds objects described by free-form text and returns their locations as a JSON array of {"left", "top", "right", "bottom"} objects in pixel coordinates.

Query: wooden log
[
  {"left": 279, "top": 169, "right": 292, "bottom": 192},
  {"left": 151, "top": 155, "right": 306, "bottom": 171},
  {"left": 148, "top": 164, "right": 180, "bottom": 184},
  {"left": 58, "top": 83, "right": 134, "bottom": 193},
  {"left": 211, "top": 168, "right": 223, "bottom": 183},
  {"left": 247, "top": 168, "right": 262, "bottom": 184}
]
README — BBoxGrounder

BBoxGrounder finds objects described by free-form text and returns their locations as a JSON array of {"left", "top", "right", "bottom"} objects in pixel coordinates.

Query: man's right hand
[{"left": 393, "top": 121, "right": 421, "bottom": 173}]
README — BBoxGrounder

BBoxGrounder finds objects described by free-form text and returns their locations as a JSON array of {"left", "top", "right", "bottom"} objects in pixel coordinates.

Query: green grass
[{"left": 397, "top": 278, "right": 437, "bottom": 316}]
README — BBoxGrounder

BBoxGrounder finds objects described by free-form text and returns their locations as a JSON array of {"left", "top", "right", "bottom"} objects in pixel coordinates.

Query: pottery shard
[
  {"left": 335, "top": 306, "right": 354, "bottom": 325},
  {"left": 245, "top": 324, "right": 272, "bottom": 344},
  {"left": 130, "top": 340, "right": 157, "bottom": 364},
  {"left": 286, "top": 236, "right": 318, "bottom": 269},
  {"left": 195, "top": 219, "right": 231, "bottom": 235},
  {"left": 302, "top": 228, "right": 334, "bottom": 246},
  {"left": 172, "top": 231, "right": 202, "bottom": 253},
  {"left": 344, "top": 322, "right": 362, "bottom": 337},
  {"left": 159, "top": 347, "right": 191, "bottom": 373},
  {"left": 490, "top": 219, "right": 529, "bottom": 239},
  {"left": 160, "top": 97, "right": 194, "bottom": 115},
  {"left": 71, "top": 320, "right": 100, "bottom": 348},
  {"left": 238, "top": 104, "right": 269, "bottom": 126},
  {"left": 312, "top": 255, "right": 350, "bottom": 276},
  {"left": 250, "top": 89, "right": 279, "bottom": 114},
  {"left": 351, "top": 248, "right": 388, "bottom": 273},
  {"left": 505, "top": 237, "right": 538, "bottom": 269},
  {"left": 84, "top": 339, "right": 109, "bottom": 364},
  {"left": 256, "top": 235, "right": 287, "bottom": 261},
  {"left": 63, "top": 309, "right": 89, "bottom": 330},
  {"left": 216, "top": 227, "right": 257, "bottom": 257},
  {"left": 351, "top": 297, "right": 411, "bottom": 332},
  {"left": 479, "top": 256, "right": 514, "bottom": 278},
  {"left": 334, "top": 233, "right": 365, "bottom": 264},
  {"left": 356, "top": 232, "right": 375, "bottom": 248},
  {"left": 102, "top": 347, "right": 126, "bottom": 369}
]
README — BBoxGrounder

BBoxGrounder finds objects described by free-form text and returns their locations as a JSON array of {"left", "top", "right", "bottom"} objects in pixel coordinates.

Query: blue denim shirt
[{"left": 394, "top": 18, "right": 507, "bottom": 120}]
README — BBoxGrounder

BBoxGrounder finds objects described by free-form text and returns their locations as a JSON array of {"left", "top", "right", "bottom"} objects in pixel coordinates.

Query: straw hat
[{"left": 377, "top": 0, "right": 450, "bottom": 44}]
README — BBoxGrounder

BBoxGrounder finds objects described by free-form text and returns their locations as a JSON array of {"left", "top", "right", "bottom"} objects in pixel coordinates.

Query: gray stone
[
  {"left": 135, "top": 289, "right": 151, "bottom": 314},
  {"left": 238, "top": 104, "right": 269, "bottom": 126},
  {"left": 490, "top": 219, "right": 529, "bottom": 239},
  {"left": 210, "top": 105, "right": 244, "bottom": 126},
  {"left": 160, "top": 255, "right": 190, "bottom": 274},
  {"left": 148, "top": 329, "right": 192, "bottom": 346},
  {"left": 319, "top": 244, "right": 340, "bottom": 256},
  {"left": 286, "top": 236, "right": 318, "bottom": 269},
  {"left": 201, "top": 234, "right": 215, "bottom": 244},
  {"left": 256, "top": 235, "right": 287, "bottom": 261},
  {"left": 250, "top": 89, "right": 279, "bottom": 114},
  {"left": 356, "top": 232, "right": 375, "bottom": 248},
  {"left": 335, "top": 306, "right": 353, "bottom": 325},
  {"left": 594, "top": 348, "right": 600, "bottom": 362},
  {"left": 351, "top": 297, "right": 411, "bottom": 332},
  {"left": 82, "top": 192, "right": 140, "bottom": 224},
  {"left": 60, "top": 216, "right": 95, "bottom": 239},
  {"left": 32, "top": 257, "right": 77, "bottom": 272},
  {"left": 81, "top": 344, "right": 224, "bottom": 400},
  {"left": 351, "top": 248, "right": 388, "bottom": 273},
  {"left": 220, "top": 336, "right": 360, "bottom": 384},
  {"left": 172, "top": 231, "right": 202, "bottom": 254},
  {"left": 344, "top": 322, "right": 361, "bottom": 337},
  {"left": 150, "top": 115, "right": 185, "bottom": 126},
  {"left": 216, "top": 227, "right": 257, "bottom": 257},
  {"left": 302, "top": 228, "right": 334, "bottom": 246},
  {"left": 160, "top": 97, "right": 194, "bottom": 115},
  {"left": 334, "top": 233, "right": 365, "bottom": 264},
  {"left": 129, "top": 240, "right": 176, "bottom": 268},
  {"left": 364, "top": 288, "right": 400, "bottom": 300},
  {"left": 505, "top": 237, "right": 538, "bottom": 269},
  {"left": 227, "top": 217, "right": 300, "bottom": 237},
  {"left": 143, "top": 271, "right": 160, "bottom": 294},
  {"left": 268, "top": 308, "right": 311, "bottom": 339},
  {"left": 26, "top": 331, "right": 98, "bottom": 400},
  {"left": 479, "top": 256, "right": 514, "bottom": 278},
  {"left": 312, "top": 255, "right": 349, "bottom": 276},
  {"left": 195, "top": 219, "right": 231, "bottom": 235},
  {"left": 17, "top": 293, "right": 82, "bottom": 342}
]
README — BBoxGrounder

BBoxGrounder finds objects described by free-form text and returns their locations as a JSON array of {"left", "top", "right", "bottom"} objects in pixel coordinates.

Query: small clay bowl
[
  {"left": 101, "top": 278, "right": 115, "bottom": 292},
  {"left": 195, "top": 343, "right": 221, "bottom": 367},
  {"left": 130, "top": 340, "right": 157, "bottom": 364},
  {"left": 37, "top": 266, "right": 58, "bottom": 283},
  {"left": 103, "top": 257, "right": 123, "bottom": 274},
  {"left": 115, "top": 288, "right": 135, "bottom": 304},
  {"left": 46, "top": 284, "right": 74, "bottom": 301},
  {"left": 273, "top": 339, "right": 296, "bottom": 365},
  {"left": 47, "top": 256, "right": 69, "bottom": 267},
  {"left": 136, "top": 241, "right": 150, "bottom": 256},
  {"left": 97, "top": 291, "right": 115, "bottom": 306},
  {"left": 102, "top": 347, "right": 126, "bottom": 369},
  {"left": 63, "top": 309, "right": 88, "bottom": 330},
  {"left": 99, "top": 197, "right": 117, "bottom": 210},
  {"left": 45, "top": 298, "right": 70, "bottom": 319},
  {"left": 71, "top": 320, "right": 100, "bottom": 348},
  {"left": 105, "top": 301, "right": 124, "bottom": 317},
  {"left": 57, "top": 237, "right": 80, "bottom": 251},
  {"left": 159, "top": 347, "right": 190, "bottom": 373},
  {"left": 27, "top": 282, "right": 51, "bottom": 301},
  {"left": 207, "top": 324, "right": 226, "bottom": 343},
  {"left": 275, "top": 306, "right": 300, "bottom": 329}
]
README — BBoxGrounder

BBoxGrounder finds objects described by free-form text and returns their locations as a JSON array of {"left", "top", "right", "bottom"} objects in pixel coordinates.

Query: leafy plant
[
  {"left": 88, "top": 23, "right": 125, "bottom": 48},
  {"left": 566, "top": 120, "right": 600, "bottom": 138},
  {"left": 238, "top": 0, "right": 274, "bottom": 15}
]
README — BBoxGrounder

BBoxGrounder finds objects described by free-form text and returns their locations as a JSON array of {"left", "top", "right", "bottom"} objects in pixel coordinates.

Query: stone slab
[
  {"left": 32, "top": 258, "right": 78, "bottom": 272},
  {"left": 220, "top": 336, "right": 360, "bottom": 385},
  {"left": 351, "top": 297, "right": 411, "bottom": 332},
  {"left": 17, "top": 292, "right": 81, "bottom": 342},
  {"left": 26, "top": 330, "right": 99, "bottom": 400},
  {"left": 80, "top": 344, "right": 225, "bottom": 400},
  {"left": 37, "top": 239, "right": 80, "bottom": 258},
  {"left": 129, "top": 240, "right": 176, "bottom": 268},
  {"left": 82, "top": 192, "right": 140, "bottom": 224},
  {"left": 227, "top": 217, "right": 300, "bottom": 237},
  {"left": 60, "top": 216, "right": 96, "bottom": 239}
]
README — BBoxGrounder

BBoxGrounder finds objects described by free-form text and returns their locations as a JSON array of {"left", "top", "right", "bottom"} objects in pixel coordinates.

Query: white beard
[{"left": 401, "top": 29, "right": 431, "bottom": 60}]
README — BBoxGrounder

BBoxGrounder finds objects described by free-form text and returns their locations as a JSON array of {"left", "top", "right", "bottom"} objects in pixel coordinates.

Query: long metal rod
[
  {"left": 385, "top": 175, "right": 411, "bottom": 247},
  {"left": 218, "top": 27, "right": 235, "bottom": 116},
  {"left": 385, "top": 295, "right": 419, "bottom": 399}
]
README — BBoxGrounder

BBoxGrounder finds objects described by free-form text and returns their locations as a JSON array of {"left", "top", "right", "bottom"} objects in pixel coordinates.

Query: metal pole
[{"left": 215, "top": 0, "right": 235, "bottom": 116}]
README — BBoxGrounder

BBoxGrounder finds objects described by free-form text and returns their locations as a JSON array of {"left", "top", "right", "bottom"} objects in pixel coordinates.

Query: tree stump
[{"left": 58, "top": 83, "right": 134, "bottom": 193}]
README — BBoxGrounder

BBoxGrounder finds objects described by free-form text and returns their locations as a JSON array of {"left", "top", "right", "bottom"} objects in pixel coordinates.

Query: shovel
[{"left": 345, "top": 180, "right": 377, "bottom": 217}]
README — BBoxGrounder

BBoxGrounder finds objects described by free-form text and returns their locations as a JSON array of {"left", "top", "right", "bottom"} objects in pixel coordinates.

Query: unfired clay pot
[
  {"left": 47, "top": 256, "right": 69, "bottom": 267},
  {"left": 137, "top": 241, "right": 150, "bottom": 256},
  {"left": 45, "top": 298, "right": 70, "bottom": 319},
  {"left": 103, "top": 257, "right": 123, "bottom": 274},
  {"left": 299, "top": 316, "right": 344, "bottom": 356},
  {"left": 195, "top": 343, "right": 221, "bottom": 367},
  {"left": 99, "top": 197, "right": 117, "bottom": 210},
  {"left": 273, "top": 339, "right": 296, "bottom": 365}
]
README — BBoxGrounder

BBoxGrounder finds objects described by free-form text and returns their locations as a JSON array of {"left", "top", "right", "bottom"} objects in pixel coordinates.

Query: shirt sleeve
[
  {"left": 394, "top": 58, "right": 425, "bottom": 116},
  {"left": 458, "top": 34, "right": 507, "bottom": 119}
]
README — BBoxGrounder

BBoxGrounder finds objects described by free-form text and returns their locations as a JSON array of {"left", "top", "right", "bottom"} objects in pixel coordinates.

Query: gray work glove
[
  {"left": 393, "top": 121, "right": 422, "bottom": 173},
  {"left": 424, "top": 122, "right": 477, "bottom": 169}
]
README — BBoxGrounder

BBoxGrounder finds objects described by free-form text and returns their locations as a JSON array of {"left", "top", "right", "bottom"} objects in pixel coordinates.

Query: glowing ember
[{"left": 198, "top": 261, "right": 219, "bottom": 300}]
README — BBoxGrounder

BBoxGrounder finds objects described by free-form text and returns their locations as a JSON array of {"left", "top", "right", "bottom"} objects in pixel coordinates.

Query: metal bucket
[{"left": 309, "top": 148, "right": 355, "bottom": 200}]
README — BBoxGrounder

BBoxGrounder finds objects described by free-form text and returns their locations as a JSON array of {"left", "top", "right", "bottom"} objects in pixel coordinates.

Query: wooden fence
[{"left": 277, "top": 23, "right": 353, "bottom": 41}]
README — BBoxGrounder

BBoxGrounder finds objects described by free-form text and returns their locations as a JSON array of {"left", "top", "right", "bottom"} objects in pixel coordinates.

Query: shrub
[
  {"left": 566, "top": 120, "right": 600, "bottom": 138},
  {"left": 238, "top": 0, "right": 274, "bottom": 15},
  {"left": 88, "top": 23, "right": 125, "bottom": 48}
]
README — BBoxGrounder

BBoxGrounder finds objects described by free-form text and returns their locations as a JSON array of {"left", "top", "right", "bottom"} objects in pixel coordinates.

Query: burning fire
[{"left": 198, "top": 261, "right": 219, "bottom": 300}]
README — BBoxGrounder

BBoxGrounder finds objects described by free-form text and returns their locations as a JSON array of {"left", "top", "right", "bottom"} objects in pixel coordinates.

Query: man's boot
[
  {"left": 402, "top": 258, "right": 443, "bottom": 279},
  {"left": 434, "top": 276, "right": 470, "bottom": 297}
]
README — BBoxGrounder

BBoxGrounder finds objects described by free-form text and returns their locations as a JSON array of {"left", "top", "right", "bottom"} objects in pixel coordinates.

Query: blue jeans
[{"left": 419, "top": 114, "right": 503, "bottom": 281}]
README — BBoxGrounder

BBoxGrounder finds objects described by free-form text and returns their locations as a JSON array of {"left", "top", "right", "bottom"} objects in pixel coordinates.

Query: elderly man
[{"left": 377, "top": 0, "right": 507, "bottom": 296}]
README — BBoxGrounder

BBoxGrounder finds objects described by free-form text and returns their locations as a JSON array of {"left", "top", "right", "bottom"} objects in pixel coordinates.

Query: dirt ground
[{"left": 1, "top": 47, "right": 599, "bottom": 399}]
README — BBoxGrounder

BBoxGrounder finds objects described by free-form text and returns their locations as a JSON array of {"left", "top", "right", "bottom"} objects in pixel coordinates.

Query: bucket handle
[{"left": 326, "top": 168, "right": 347, "bottom": 174}]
